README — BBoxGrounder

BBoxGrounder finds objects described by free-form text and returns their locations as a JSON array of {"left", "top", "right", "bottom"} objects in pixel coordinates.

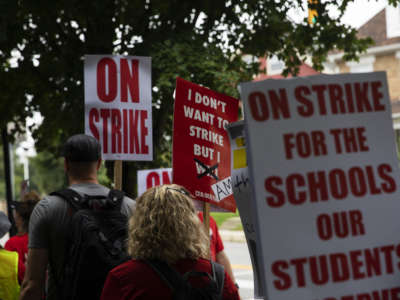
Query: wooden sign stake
[
  {"left": 114, "top": 160, "right": 123, "bottom": 190},
  {"left": 203, "top": 201, "right": 210, "bottom": 236}
]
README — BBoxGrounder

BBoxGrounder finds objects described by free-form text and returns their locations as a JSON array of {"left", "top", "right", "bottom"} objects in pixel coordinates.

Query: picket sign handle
[
  {"left": 114, "top": 160, "right": 123, "bottom": 190},
  {"left": 203, "top": 202, "right": 210, "bottom": 236}
]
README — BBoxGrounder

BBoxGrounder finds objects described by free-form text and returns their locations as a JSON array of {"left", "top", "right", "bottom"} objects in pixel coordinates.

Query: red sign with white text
[
  {"left": 172, "top": 77, "right": 238, "bottom": 212},
  {"left": 84, "top": 55, "right": 152, "bottom": 161}
]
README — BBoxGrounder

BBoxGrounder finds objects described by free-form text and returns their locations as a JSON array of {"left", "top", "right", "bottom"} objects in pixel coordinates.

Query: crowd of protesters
[{"left": 0, "top": 134, "right": 240, "bottom": 300}]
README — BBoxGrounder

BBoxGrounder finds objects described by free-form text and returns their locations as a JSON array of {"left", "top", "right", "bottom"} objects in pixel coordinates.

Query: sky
[{"left": 340, "top": 0, "right": 387, "bottom": 28}]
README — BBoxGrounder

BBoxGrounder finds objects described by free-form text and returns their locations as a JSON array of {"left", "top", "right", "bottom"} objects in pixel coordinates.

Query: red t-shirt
[
  {"left": 198, "top": 212, "right": 224, "bottom": 261},
  {"left": 100, "top": 258, "right": 239, "bottom": 300},
  {"left": 5, "top": 233, "right": 28, "bottom": 265}
]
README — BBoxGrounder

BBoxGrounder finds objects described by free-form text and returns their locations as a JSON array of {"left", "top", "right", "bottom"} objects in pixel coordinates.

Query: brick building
[{"left": 324, "top": 5, "right": 400, "bottom": 149}]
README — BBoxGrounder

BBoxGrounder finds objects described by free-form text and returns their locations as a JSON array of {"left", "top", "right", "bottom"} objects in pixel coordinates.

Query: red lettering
[
  {"left": 89, "top": 108, "right": 100, "bottom": 140},
  {"left": 349, "top": 210, "right": 365, "bottom": 236},
  {"left": 312, "top": 85, "right": 328, "bottom": 115},
  {"left": 355, "top": 82, "right": 372, "bottom": 112},
  {"left": 97, "top": 58, "right": 117, "bottom": 102},
  {"left": 287, "top": 174, "right": 306, "bottom": 205},
  {"left": 290, "top": 257, "right": 307, "bottom": 287},
  {"left": 162, "top": 171, "right": 171, "bottom": 184},
  {"left": 378, "top": 164, "right": 396, "bottom": 193},
  {"left": 380, "top": 245, "right": 395, "bottom": 274},
  {"left": 111, "top": 109, "right": 122, "bottom": 153},
  {"left": 371, "top": 81, "right": 385, "bottom": 111},
  {"left": 120, "top": 58, "right": 139, "bottom": 102},
  {"left": 364, "top": 248, "right": 382, "bottom": 277},
  {"left": 140, "top": 110, "right": 149, "bottom": 154},
  {"left": 317, "top": 213, "right": 332, "bottom": 240},
  {"left": 248, "top": 92, "right": 269, "bottom": 121},
  {"left": 349, "top": 250, "right": 365, "bottom": 279},
  {"left": 309, "top": 255, "right": 329, "bottom": 285},
  {"left": 333, "top": 211, "right": 349, "bottom": 238},
  {"left": 365, "top": 166, "right": 381, "bottom": 195},
  {"left": 307, "top": 171, "right": 329, "bottom": 202},
  {"left": 146, "top": 172, "right": 160, "bottom": 189},
  {"left": 268, "top": 89, "right": 290, "bottom": 119},
  {"left": 129, "top": 110, "right": 139, "bottom": 154},
  {"left": 348, "top": 167, "right": 367, "bottom": 197},
  {"left": 283, "top": 133, "right": 295, "bottom": 159},
  {"left": 100, "top": 109, "right": 110, "bottom": 153},
  {"left": 391, "top": 287, "right": 400, "bottom": 300},
  {"left": 271, "top": 260, "right": 291, "bottom": 290},
  {"left": 329, "top": 169, "right": 348, "bottom": 199},
  {"left": 123, "top": 109, "right": 128, "bottom": 153},
  {"left": 330, "top": 253, "right": 350, "bottom": 282},
  {"left": 265, "top": 176, "right": 284, "bottom": 207},
  {"left": 344, "top": 83, "right": 355, "bottom": 113},
  {"left": 329, "top": 84, "right": 345, "bottom": 114},
  {"left": 295, "top": 85, "right": 313, "bottom": 117}
]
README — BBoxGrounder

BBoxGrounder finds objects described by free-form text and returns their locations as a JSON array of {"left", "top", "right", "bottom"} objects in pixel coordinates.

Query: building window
[
  {"left": 267, "top": 56, "right": 285, "bottom": 75},
  {"left": 346, "top": 55, "right": 375, "bottom": 73}
]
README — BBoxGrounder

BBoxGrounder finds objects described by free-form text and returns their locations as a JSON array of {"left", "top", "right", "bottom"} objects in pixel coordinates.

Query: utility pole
[{"left": 2, "top": 128, "right": 16, "bottom": 236}]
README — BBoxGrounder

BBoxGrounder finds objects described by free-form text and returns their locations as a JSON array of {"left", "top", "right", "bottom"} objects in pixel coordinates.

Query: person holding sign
[{"left": 101, "top": 184, "right": 240, "bottom": 300}]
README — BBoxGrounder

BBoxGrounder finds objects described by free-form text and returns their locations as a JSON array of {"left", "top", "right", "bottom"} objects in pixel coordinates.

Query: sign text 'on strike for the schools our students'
[
  {"left": 84, "top": 55, "right": 152, "bottom": 161},
  {"left": 240, "top": 72, "right": 400, "bottom": 300},
  {"left": 172, "top": 77, "right": 238, "bottom": 212}
]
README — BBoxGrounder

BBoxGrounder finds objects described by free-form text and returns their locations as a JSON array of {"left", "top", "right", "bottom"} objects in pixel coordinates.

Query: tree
[{"left": 1, "top": 0, "right": 397, "bottom": 196}]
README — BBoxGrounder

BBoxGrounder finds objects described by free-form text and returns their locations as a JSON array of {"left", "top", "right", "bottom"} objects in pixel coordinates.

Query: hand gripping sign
[
  {"left": 84, "top": 55, "right": 152, "bottom": 161},
  {"left": 240, "top": 72, "right": 400, "bottom": 300},
  {"left": 172, "top": 77, "right": 238, "bottom": 212}
]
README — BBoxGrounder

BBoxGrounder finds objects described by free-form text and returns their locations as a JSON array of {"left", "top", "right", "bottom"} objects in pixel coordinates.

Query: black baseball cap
[{"left": 62, "top": 134, "right": 101, "bottom": 162}]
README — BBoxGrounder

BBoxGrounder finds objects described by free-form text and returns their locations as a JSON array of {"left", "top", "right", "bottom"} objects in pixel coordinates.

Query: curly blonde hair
[{"left": 127, "top": 184, "right": 210, "bottom": 264}]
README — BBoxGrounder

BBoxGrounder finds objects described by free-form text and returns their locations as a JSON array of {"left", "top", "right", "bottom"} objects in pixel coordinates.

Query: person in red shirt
[
  {"left": 5, "top": 191, "right": 40, "bottom": 266},
  {"left": 101, "top": 184, "right": 240, "bottom": 300},
  {"left": 198, "top": 211, "right": 237, "bottom": 288}
]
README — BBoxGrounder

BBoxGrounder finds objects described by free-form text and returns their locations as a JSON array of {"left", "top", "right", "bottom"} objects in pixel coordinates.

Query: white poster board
[
  {"left": 240, "top": 72, "right": 400, "bottom": 299},
  {"left": 227, "top": 120, "right": 266, "bottom": 299},
  {"left": 137, "top": 167, "right": 228, "bottom": 212},
  {"left": 84, "top": 55, "right": 152, "bottom": 161},
  {"left": 137, "top": 168, "right": 172, "bottom": 196}
]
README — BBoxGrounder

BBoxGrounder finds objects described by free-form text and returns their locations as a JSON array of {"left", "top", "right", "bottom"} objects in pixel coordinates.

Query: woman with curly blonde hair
[{"left": 101, "top": 184, "right": 240, "bottom": 300}]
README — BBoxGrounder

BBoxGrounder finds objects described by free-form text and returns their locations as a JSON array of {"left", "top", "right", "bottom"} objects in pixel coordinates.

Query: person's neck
[{"left": 69, "top": 178, "right": 99, "bottom": 185}]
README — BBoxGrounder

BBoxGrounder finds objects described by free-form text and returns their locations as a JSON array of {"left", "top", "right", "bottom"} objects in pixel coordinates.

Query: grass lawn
[{"left": 210, "top": 210, "right": 239, "bottom": 228}]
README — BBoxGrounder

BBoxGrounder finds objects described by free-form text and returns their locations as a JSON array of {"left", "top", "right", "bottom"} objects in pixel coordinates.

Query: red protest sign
[{"left": 172, "top": 77, "right": 238, "bottom": 212}]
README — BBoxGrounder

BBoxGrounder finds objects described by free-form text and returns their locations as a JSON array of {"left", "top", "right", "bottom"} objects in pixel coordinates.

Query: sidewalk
[{"left": 219, "top": 216, "right": 246, "bottom": 243}]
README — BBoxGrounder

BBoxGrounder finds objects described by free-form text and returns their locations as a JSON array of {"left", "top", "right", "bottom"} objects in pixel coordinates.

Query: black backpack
[
  {"left": 50, "top": 188, "right": 130, "bottom": 300},
  {"left": 144, "top": 259, "right": 225, "bottom": 300}
]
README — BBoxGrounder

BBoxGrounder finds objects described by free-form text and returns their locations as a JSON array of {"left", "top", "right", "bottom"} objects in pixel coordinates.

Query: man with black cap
[{"left": 20, "top": 134, "right": 135, "bottom": 300}]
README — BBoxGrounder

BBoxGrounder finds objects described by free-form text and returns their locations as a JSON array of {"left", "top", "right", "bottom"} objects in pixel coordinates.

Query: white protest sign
[
  {"left": 211, "top": 177, "right": 233, "bottom": 202},
  {"left": 241, "top": 72, "right": 400, "bottom": 300},
  {"left": 137, "top": 168, "right": 172, "bottom": 196},
  {"left": 84, "top": 55, "right": 152, "bottom": 161},
  {"left": 227, "top": 120, "right": 266, "bottom": 299},
  {"left": 137, "top": 167, "right": 229, "bottom": 212}
]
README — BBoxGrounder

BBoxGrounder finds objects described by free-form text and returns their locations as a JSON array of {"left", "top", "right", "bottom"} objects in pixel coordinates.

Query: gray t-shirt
[{"left": 28, "top": 183, "right": 135, "bottom": 300}]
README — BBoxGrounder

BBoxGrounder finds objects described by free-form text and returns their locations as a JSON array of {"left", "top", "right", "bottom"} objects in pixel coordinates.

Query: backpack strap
[
  {"left": 50, "top": 188, "right": 85, "bottom": 211},
  {"left": 143, "top": 260, "right": 185, "bottom": 291},
  {"left": 211, "top": 261, "right": 225, "bottom": 300},
  {"left": 50, "top": 188, "right": 125, "bottom": 210},
  {"left": 144, "top": 259, "right": 224, "bottom": 299},
  {"left": 107, "top": 189, "right": 125, "bottom": 209}
]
